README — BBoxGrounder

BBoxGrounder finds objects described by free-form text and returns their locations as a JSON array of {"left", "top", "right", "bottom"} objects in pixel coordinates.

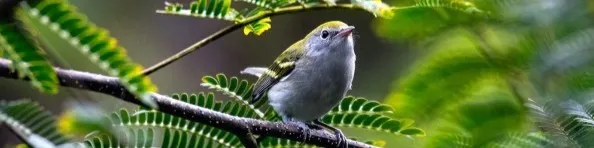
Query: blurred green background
[{"left": 3, "top": 0, "right": 594, "bottom": 147}]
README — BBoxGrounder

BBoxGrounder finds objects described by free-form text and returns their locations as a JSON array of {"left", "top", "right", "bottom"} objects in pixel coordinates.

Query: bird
[{"left": 240, "top": 21, "right": 356, "bottom": 148}]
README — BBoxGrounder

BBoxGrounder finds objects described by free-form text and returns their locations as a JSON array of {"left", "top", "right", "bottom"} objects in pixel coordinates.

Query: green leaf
[
  {"left": 25, "top": 0, "right": 159, "bottom": 108},
  {"left": 526, "top": 99, "right": 585, "bottom": 147},
  {"left": 399, "top": 128, "right": 425, "bottom": 136},
  {"left": 328, "top": 96, "right": 393, "bottom": 115},
  {"left": 351, "top": 0, "right": 395, "bottom": 18},
  {"left": 0, "top": 19, "right": 58, "bottom": 94},
  {"left": 200, "top": 74, "right": 265, "bottom": 118},
  {"left": 486, "top": 132, "right": 553, "bottom": 148},
  {"left": 259, "top": 137, "right": 313, "bottom": 147},
  {"left": 158, "top": 0, "right": 240, "bottom": 21},
  {"left": 84, "top": 128, "right": 154, "bottom": 148},
  {"left": 108, "top": 92, "right": 267, "bottom": 147},
  {"left": 321, "top": 113, "right": 424, "bottom": 136},
  {"left": 384, "top": 34, "right": 497, "bottom": 119},
  {"left": 243, "top": 17, "right": 271, "bottom": 36},
  {"left": 427, "top": 132, "right": 553, "bottom": 148},
  {"left": 375, "top": 0, "right": 486, "bottom": 39},
  {"left": 0, "top": 99, "right": 70, "bottom": 146},
  {"left": 236, "top": 0, "right": 293, "bottom": 9},
  {"left": 236, "top": 0, "right": 274, "bottom": 9},
  {"left": 412, "top": 0, "right": 483, "bottom": 14}
]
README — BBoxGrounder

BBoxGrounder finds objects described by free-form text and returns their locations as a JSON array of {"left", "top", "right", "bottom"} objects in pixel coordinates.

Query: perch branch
[
  {"left": 0, "top": 58, "right": 373, "bottom": 148},
  {"left": 142, "top": 4, "right": 409, "bottom": 75}
]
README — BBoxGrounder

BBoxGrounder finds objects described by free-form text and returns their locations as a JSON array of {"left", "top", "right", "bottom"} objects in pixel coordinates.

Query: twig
[
  {"left": 0, "top": 58, "right": 373, "bottom": 148},
  {"left": 143, "top": 4, "right": 407, "bottom": 75}
]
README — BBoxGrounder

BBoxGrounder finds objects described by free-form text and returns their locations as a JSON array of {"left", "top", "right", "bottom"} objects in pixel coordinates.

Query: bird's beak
[{"left": 337, "top": 26, "right": 355, "bottom": 38}]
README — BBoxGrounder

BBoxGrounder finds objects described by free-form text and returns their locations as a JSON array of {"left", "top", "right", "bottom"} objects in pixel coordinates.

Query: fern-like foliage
[
  {"left": 0, "top": 99, "right": 70, "bottom": 146},
  {"left": 327, "top": 96, "right": 393, "bottom": 115},
  {"left": 259, "top": 139, "right": 314, "bottom": 147},
  {"left": 524, "top": 99, "right": 594, "bottom": 147},
  {"left": 322, "top": 113, "right": 423, "bottom": 136},
  {"left": 427, "top": 132, "right": 551, "bottom": 148},
  {"left": 322, "top": 96, "right": 424, "bottom": 136},
  {"left": 107, "top": 93, "right": 267, "bottom": 147},
  {"left": 385, "top": 33, "right": 498, "bottom": 120},
  {"left": 0, "top": 19, "right": 58, "bottom": 94},
  {"left": 161, "top": 128, "right": 227, "bottom": 148},
  {"left": 562, "top": 100, "right": 594, "bottom": 127},
  {"left": 201, "top": 74, "right": 267, "bottom": 118},
  {"left": 526, "top": 99, "right": 588, "bottom": 147},
  {"left": 351, "top": 0, "right": 395, "bottom": 18},
  {"left": 23, "top": 0, "right": 159, "bottom": 108},
  {"left": 489, "top": 132, "right": 552, "bottom": 148},
  {"left": 556, "top": 100, "right": 594, "bottom": 147},
  {"left": 259, "top": 134, "right": 388, "bottom": 147},
  {"left": 411, "top": 0, "right": 483, "bottom": 14},
  {"left": 83, "top": 128, "right": 154, "bottom": 148},
  {"left": 158, "top": 0, "right": 239, "bottom": 21}
]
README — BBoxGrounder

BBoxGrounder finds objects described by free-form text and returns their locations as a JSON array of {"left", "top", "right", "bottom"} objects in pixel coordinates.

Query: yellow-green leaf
[
  {"left": 243, "top": 17, "right": 271, "bottom": 36},
  {"left": 25, "top": 0, "right": 158, "bottom": 108},
  {"left": 352, "top": 0, "right": 394, "bottom": 18}
]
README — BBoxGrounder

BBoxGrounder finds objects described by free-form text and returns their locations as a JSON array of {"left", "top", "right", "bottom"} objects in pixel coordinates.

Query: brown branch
[{"left": 0, "top": 58, "right": 373, "bottom": 148}]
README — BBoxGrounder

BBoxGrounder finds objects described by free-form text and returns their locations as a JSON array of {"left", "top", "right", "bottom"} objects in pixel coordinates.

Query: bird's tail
[
  {"left": 240, "top": 67, "right": 267, "bottom": 104},
  {"left": 250, "top": 93, "right": 265, "bottom": 104},
  {"left": 240, "top": 67, "right": 267, "bottom": 78}
]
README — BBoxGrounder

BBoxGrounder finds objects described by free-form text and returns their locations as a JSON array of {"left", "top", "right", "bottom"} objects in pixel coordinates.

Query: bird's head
[{"left": 303, "top": 21, "right": 355, "bottom": 56}]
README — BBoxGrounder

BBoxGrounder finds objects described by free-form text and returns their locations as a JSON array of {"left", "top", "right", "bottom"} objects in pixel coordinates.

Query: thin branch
[
  {"left": 142, "top": 4, "right": 409, "bottom": 75},
  {"left": 0, "top": 58, "right": 373, "bottom": 148}
]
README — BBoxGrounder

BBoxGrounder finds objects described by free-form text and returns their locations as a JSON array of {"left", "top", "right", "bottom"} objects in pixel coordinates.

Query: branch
[
  {"left": 142, "top": 4, "right": 404, "bottom": 75},
  {"left": 0, "top": 58, "right": 373, "bottom": 148}
]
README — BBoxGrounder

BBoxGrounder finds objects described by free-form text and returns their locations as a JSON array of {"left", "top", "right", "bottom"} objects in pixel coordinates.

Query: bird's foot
[
  {"left": 332, "top": 128, "right": 348, "bottom": 148},
  {"left": 312, "top": 119, "right": 349, "bottom": 148},
  {"left": 285, "top": 121, "right": 311, "bottom": 143}
]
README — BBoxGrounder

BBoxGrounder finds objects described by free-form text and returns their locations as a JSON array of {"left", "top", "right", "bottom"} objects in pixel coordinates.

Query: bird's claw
[
  {"left": 299, "top": 125, "right": 310, "bottom": 143},
  {"left": 286, "top": 121, "right": 310, "bottom": 143},
  {"left": 333, "top": 129, "right": 348, "bottom": 148}
]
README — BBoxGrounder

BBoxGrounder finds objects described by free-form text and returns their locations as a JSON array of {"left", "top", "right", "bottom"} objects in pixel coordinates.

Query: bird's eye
[{"left": 321, "top": 30, "right": 329, "bottom": 39}]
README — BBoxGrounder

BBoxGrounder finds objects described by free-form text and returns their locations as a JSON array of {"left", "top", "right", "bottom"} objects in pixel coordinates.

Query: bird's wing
[{"left": 250, "top": 40, "right": 306, "bottom": 103}]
